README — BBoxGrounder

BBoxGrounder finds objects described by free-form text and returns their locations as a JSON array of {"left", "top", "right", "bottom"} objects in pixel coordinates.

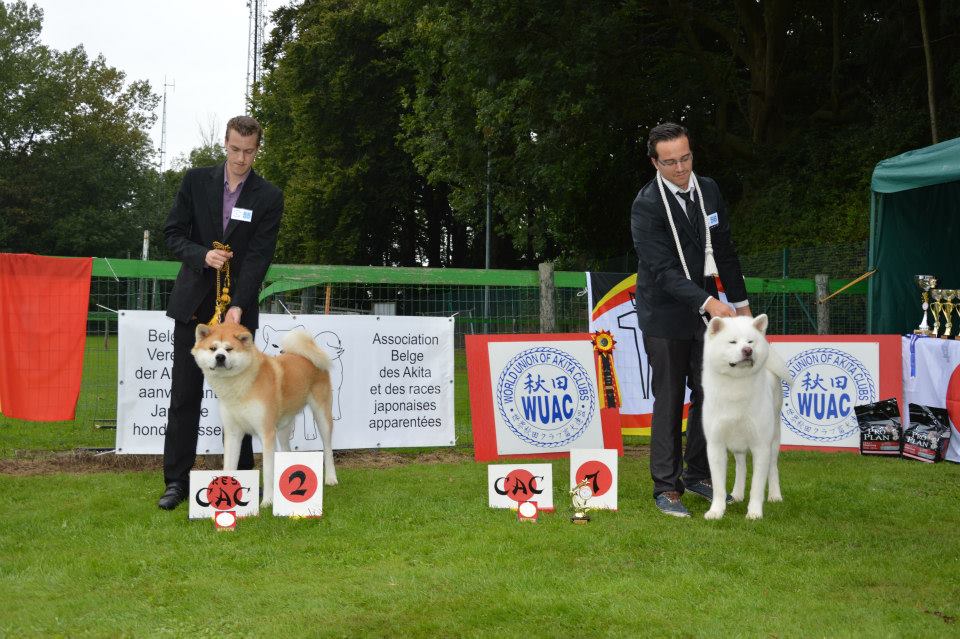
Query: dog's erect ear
[
  {"left": 195, "top": 324, "right": 211, "bottom": 343},
  {"left": 236, "top": 331, "right": 253, "bottom": 344},
  {"left": 708, "top": 316, "right": 725, "bottom": 336},
  {"left": 752, "top": 314, "right": 769, "bottom": 334}
]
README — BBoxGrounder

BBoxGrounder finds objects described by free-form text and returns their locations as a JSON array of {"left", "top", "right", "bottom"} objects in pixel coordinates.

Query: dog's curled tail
[
  {"left": 281, "top": 329, "right": 332, "bottom": 371},
  {"left": 765, "top": 348, "right": 792, "bottom": 382}
]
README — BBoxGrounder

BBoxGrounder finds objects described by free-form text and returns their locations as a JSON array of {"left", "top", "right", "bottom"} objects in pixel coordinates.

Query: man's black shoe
[
  {"left": 686, "top": 479, "right": 735, "bottom": 505},
  {"left": 157, "top": 484, "right": 187, "bottom": 510}
]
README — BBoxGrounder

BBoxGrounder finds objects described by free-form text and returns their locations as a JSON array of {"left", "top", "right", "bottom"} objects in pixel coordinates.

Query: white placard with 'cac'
[
  {"left": 115, "top": 311, "right": 455, "bottom": 454},
  {"left": 487, "top": 463, "right": 554, "bottom": 510},
  {"left": 188, "top": 470, "right": 260, "bottom": 520}
]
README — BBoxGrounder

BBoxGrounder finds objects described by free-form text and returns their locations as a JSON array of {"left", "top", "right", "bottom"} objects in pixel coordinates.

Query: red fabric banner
[{"left": 0, "top": 253, "right": 92, "bottom": 421}]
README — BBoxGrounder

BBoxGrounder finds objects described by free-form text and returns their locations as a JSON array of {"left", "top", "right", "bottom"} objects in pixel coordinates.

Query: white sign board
[
  {"left": 115, "top": 311, "right": 455, "bottom": 454},
  {"left": 487, "top": 463, "right": 554, "bottom": 511},
  {"left": 487, "top": 340, "right": 603, "bottom": 456},
  {"left": 272, "top": 452, "right": 324, "bottom": 517},
  {"left": 774, "top": 342, "right": 880, "bottom": 449},
  {"left": 188, "top": 470, "right": 260, "bottom": 520},
  {"left": 569, "top": 448, "right": 618, "bottom": 510}
]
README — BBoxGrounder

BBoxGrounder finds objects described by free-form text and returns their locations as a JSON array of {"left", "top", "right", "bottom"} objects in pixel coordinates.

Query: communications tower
[{"left": 246, "top": 0, "right": 267, "bottom": 109}]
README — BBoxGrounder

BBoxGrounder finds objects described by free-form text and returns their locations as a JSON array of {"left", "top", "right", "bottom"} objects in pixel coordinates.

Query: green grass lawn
[
  {"left": 1, "top": 452, "right": 958, "bottom": 637},
  {"left": 2, "top": 341, "right": 960, "bottom": 636}
]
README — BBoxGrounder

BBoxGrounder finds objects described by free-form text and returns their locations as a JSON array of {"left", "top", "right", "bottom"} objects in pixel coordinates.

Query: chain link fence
[
  {"left": 57, "top": 250, "right": 869, "bottom": 435},
  {"left": 739, "top": 243, "right": 869, "bottom": 336},
  {"left": 598, "top": 243, "right": 870, "bottom": 335}
]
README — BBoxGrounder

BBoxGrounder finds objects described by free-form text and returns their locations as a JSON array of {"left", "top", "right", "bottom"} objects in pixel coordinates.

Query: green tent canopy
[{"left": 868, "top": 137, "right": 960, "bottom": 334}]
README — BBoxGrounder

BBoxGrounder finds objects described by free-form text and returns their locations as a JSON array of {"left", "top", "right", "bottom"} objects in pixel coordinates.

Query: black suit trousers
[
  {"left": 163, "top": 316, "right": 254, "bottom": 487},
  {"left": 642, "top": 333, "right": 710, "bottom": 497}
]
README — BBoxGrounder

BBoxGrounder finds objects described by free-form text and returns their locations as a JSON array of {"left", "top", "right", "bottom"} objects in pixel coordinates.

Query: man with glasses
[{"left": 630, "top": 122, "right": 751, "bottom": 517}]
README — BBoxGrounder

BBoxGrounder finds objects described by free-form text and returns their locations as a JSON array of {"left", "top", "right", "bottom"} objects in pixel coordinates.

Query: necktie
[{"left": 676, "top": 190, "right": 697, "bottom": 225}]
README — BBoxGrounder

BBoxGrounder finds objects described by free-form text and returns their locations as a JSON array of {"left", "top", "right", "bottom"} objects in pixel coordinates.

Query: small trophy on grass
[{"left": 570, "top": 478, "right": 593, "bottom": 524}]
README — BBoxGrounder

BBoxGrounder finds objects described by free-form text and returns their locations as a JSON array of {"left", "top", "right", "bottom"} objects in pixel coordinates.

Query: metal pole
[
  {"left": 484, "top": 147, "right": 491, "bottom": 333},
  {"left": 781, "top": 247, "right": 789, "bottom": 332},
  {"left": 137, "top": 229, "right": 149, "bottom": 310}
]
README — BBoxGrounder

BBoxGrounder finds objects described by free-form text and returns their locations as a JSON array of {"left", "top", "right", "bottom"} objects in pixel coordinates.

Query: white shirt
[
  {"left": 660, "top": 174, "right": 697, "bottom": 213},
  {"left": 657, "top": 171, "right": 750, "bottom": 313}
]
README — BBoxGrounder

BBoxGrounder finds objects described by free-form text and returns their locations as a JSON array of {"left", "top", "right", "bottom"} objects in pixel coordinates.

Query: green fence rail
[{"left": 47, "top": 257, "right": 866, "bottom": 433}]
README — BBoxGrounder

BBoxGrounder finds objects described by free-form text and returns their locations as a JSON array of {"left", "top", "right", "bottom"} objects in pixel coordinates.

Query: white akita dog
[{"left": 701, "top": 314, "right": 791, "bottom": 520}]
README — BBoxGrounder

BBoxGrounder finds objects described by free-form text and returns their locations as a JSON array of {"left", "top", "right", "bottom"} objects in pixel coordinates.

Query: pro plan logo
[
  {"left": 496, "top": 346, "right": 596, "bottom": 448},
  {"left": 782, "top": 347, "right": 876, "bottom": 442}
]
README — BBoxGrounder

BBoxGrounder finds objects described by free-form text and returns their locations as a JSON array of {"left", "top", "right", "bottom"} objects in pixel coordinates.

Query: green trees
[
  {"left": 0, "top": 1, "right": 159, "bottom": 258},
  {"left": 254, "top": 0, "right": 429, "bottom": 266},
  {"left": 252, "top": 0, "right": 959, "bottom": 269},
  {"left": 2, "top": 0, "right": 957, "bottom": 266}
]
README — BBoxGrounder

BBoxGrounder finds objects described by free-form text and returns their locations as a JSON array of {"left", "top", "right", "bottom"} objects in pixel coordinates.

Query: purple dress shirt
[{"left": 222, "top": 169, "right": 247, "bottom": 232}]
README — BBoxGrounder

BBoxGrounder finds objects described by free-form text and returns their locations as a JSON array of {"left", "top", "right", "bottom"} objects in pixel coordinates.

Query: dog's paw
[
  {"left": 767, "top": 492, "right": 783, "bottom": 502},
  {"left": 704, "top": 509, "right": 724, "bottom": 520},
  {"left": 730, "top": 492, "right": 744, "bottom": 502},
  {"left": 745, "top": 509, "right": 763, "bottom": 520},
  {"left": 324, "top": 476, "right": 338, "bottom": 486}
]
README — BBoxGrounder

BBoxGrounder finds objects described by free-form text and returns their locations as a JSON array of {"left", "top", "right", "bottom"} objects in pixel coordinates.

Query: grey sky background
[{"left": 31, "top": 0, "right": 269, "bottom": 167}]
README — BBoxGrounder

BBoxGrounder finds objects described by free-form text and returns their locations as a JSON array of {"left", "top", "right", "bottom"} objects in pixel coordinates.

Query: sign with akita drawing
[{"left": 115, "top": 311, "right": 455, "bottom": 454}]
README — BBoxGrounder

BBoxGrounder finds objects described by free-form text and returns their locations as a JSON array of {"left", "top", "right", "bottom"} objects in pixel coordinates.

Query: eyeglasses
[{"left": 656, "top": 153, "right": 692, "bottom": 167}]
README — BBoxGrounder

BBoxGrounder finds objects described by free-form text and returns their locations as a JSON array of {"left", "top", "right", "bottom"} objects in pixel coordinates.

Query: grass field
[
  {"left": 2, "top": 343, "right": 960, "bottom": 636},
  {"left": 1, "top": 451, "right": 958, "bottom": 637}
]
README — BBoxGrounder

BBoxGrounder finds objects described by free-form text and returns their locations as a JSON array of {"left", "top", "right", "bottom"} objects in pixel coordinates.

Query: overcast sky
[{"left": 31, "top": 0, "right": 273, "bottom": 167}]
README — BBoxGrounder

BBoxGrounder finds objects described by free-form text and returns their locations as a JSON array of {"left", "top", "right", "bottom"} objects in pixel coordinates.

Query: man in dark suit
[
  {"left": 630, "top": 122, "right": 751, "bottom": 517},
  {"left": 157, "top": 115, "right": 284, "bottom": 510}
]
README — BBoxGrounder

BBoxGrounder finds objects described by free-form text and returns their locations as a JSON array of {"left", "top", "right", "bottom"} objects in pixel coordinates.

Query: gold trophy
[
  {"left": 570, "top": 478, "right": 593, "bottom": 524},
  {"left": 942, "top": 290, "right": 957, "bottom": 339},
  {"left": 930, "top": 289, "right": 944, "bottom": 337},
  {"left": 914, "top": 275, "right": 937, "bottom": 335}
]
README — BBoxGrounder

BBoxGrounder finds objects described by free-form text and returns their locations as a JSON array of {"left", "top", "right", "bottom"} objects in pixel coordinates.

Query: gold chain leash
[{"left": 207, "top": 241, "right": 232, "bottom": 326}]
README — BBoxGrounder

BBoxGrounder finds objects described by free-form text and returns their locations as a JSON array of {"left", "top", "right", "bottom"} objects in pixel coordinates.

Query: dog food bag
[
  {"left": 902, "top": 403, "right": 952, "bottom": 463},
  {"left": 854, "top": 398, "right": 902, "bottom": 456}
]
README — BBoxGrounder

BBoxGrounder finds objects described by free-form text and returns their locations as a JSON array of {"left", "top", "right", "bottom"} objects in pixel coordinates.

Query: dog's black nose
[
  {"left": 742, "top": 346, "right": 753, "bottom": 357},
  {"left": 215, "top": 353, "right": 226, "bottom": 365}
]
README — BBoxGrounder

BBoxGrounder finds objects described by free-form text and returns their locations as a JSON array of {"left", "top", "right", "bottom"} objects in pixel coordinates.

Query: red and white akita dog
[{"left": 192, "top": 322, "right": 338, "bottom": 506}]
